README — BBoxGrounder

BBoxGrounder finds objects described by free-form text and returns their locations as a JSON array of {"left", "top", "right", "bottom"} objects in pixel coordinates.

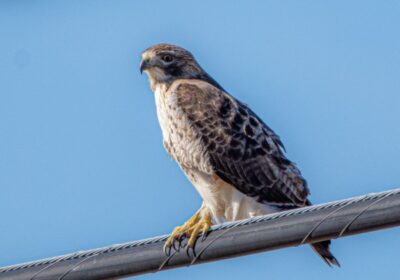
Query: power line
[{"left": 1, "top": 188, "right": 400, "bottom": 280}]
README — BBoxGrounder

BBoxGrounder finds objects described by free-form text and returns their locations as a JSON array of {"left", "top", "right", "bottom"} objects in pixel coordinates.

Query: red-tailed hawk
[{"left": 140, "top": 44, "right": 339, "bottom": 266}]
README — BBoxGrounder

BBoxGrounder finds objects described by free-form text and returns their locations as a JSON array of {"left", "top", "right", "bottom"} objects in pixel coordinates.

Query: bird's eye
[{"left": 161, "top": 55, "right": 173, "bottom": 63}]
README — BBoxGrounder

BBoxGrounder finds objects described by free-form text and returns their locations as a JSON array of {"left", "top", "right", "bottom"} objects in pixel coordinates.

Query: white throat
[{"left": 145, "top": 68, "right": 170, "bottom": 92}]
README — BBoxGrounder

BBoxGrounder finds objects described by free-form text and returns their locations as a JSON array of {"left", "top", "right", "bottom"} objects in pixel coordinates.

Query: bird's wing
[{"left": 173, "top": 80, "right": 310, "bottom": 207}]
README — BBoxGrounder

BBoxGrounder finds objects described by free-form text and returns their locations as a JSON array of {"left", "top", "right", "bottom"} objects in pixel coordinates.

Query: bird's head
[{"left": 140, "top": 44, "right": 224, "bottom": 91}]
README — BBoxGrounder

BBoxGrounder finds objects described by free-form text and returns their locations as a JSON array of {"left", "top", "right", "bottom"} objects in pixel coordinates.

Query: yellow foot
[{"left": 163, "top": 210, "right": 212, "bottom": 256}]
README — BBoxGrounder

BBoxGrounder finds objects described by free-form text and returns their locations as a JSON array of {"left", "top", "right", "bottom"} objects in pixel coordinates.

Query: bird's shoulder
[
  {"left": 167, "top": 79, "right": 221, "bottom": 101},
  {"left": 165, "top": 79, "right": 229, "bottom": 120}
]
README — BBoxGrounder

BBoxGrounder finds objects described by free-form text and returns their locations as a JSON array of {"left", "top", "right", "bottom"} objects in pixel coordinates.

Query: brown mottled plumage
[
  {"left": 174, "top": 82, "right": 309, "bottom": 206},
  {"left": 140, "top": 43, "right": 339, "bottom": 266}
]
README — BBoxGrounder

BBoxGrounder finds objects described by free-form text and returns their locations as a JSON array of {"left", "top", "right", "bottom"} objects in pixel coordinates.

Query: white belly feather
[
  {"left": 154, "top": 85, "right": 276, "bottom": 223},
  {"left": 187, "top": 169, "right": 278, "bottom": 223}
]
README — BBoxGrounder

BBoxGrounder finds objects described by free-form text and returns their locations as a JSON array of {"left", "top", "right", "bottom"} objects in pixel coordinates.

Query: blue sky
[{"left": 1, "top": 1, "right": 400, "bottom": 279}]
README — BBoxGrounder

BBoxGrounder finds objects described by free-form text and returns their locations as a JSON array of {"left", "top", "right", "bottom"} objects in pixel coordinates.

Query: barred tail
[{"left": 311, "top": 240, "right": 340, "bottom": 267}]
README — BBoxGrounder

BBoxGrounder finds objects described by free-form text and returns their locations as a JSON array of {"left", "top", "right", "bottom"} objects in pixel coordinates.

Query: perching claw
[{"left": 163, "top": 210, "right": 212, "bottom": 257}]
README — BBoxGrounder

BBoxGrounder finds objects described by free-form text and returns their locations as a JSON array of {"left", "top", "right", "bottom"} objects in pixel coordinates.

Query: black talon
[
  {"left": 172, "top": 238, "right": 179, "bottom": 252},
  {"left": 186, "top": 245, "right": 191, "bottom": 258},
  {"left": 163, "top": 243, "right": 172, "bottom": 256},
  {"left": 177, "top": 234, "right": 186, "bottom": 248},
  {"left": 201, "top": 230, "right": 210, "bottom": 241},
  {"left": 191, "top": 245, "right": 197, "bottom": 257},
  {"left": 180, "top": 237, "right": 188, "bottom": 248},
  {"left": 179, "top": 233, "right": 186, "bottom": 240},
  {"left": 186, "top": 244, "right": 197, "bottom": 258}
]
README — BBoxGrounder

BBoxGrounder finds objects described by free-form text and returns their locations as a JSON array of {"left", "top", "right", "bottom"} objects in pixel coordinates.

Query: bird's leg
[
  {"left": 185, "top": 211, "right": 212, "bottom": 251},
  {"left": 163, "top": 206, "right": 212, "bottom": 255}
]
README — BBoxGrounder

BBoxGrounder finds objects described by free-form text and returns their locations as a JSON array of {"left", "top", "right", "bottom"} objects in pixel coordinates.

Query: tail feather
[
  {"left": 311, "top": 240, "right": 340, "bottom": 267},
  {"left": 279, "top": 201, "right": 340, "bottom": 267}
]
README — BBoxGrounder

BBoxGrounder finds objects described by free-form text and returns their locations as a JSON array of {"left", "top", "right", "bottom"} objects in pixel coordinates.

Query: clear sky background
[{"left": 1, "top": 1, "right": 400, "bottom": 279}]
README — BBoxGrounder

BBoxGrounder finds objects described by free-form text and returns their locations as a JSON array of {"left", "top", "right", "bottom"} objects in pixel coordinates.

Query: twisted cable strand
[{"left": 1, "top": 188, "right": 399, "bottom": 274}]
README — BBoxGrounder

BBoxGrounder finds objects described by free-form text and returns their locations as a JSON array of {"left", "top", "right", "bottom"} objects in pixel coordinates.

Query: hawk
[{"left": 140, "top": 44, "right": 339, "bottom": 266}]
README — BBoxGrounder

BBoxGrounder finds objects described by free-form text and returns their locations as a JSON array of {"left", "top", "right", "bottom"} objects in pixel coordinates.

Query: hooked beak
[{"left": 140, "top": 59, "right": 150, "bottom": 74}]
